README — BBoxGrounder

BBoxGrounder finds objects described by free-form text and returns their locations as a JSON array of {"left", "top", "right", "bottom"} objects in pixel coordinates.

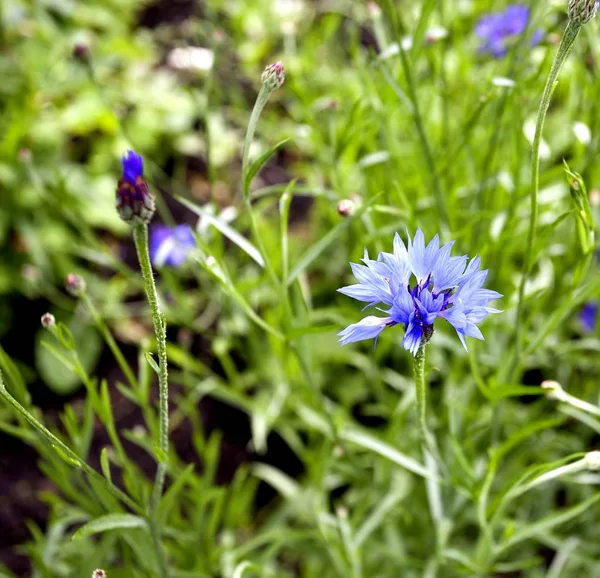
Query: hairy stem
[
  {"left": 133, "top": 223, "right": 170, "bottom": 578},
  {"left": 511, "top": 20, "right": 580, "bottom": 377}
]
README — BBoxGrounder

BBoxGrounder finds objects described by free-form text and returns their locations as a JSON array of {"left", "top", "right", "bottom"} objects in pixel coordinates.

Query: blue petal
[
  {"left": 402, "top": 317, "right": 423, "bottom": 356},
  {"left": 338, "top": 316, "right": 392, "bottom": 345},
  {"left": 388, "top": 285, "right": 414, "bottom": 325},
  {"left": 121, "top": 150, "right": 144, "bottom": 184}
]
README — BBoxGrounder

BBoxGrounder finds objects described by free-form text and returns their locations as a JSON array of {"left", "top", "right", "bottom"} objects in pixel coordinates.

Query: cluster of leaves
[{"left": 0, "top": 0, "right": 600, "bottom": 577}]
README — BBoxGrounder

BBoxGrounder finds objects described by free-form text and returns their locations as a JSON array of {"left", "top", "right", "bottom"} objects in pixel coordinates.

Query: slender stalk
[
  {"left": 511, "top": 20, "right": 581, "bottom": 376},
  {"left": 133, "top": 223, "right": 170, "bottom": 578},
  {"left": 393, "top": 29, "right": 449, "bottom": 231},
  {"left": 414, "top": 344, "right": 429, "bottom": 450},
  {"left": 0, "top": 370, "right": 143, "bottom": 514},
  {"left": 242, "top": 86, "right": 271, "bottom": 191},
  {"left": 241, "top": 81, "right": 295, "bottom": 327},
  {"left": 82, "top": 294, "right": 138, "bottom": 390},
  {"left": 133, "top": 223, "right": 170, "bottom": 504}
]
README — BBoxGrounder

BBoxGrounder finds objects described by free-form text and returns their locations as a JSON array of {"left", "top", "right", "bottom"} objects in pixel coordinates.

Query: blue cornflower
[
  {"left": 116, "top": 150, "right": 155, "bottom": 224},
  {"left": 579, "top": 302, "right": 597, "bottom": 333},
  {"left": 338, "top": 229, "right": 502, "bottom": 355},
  {"left": 149, "top": 225, "right": 196, "bottom": 267},
  {"left": 475, "top": 5, "right": 543, "bottom": 58}
]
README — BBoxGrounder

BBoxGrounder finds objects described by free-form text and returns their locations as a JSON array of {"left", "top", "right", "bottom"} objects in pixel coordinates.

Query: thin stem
[
  {"left": 0, "top": 370, "right": 143, "bottom": 514},
  {"left": 241, "top": 84, "right": 294, "bottom": 328},
  {"left": 242, "top": 86, "right": 270, "bottom": 192},
  {"left": 82, "top": 294, "right": 139, "bottom": 390},
  {"left": 133, "top": 223, "right": 170, "bottom": 578},
  {"left": 133, "top": 224, "right": 170, "bottom": 504},
  {"left": 414, "top": 344, "right": 429, "bottom": 450},
  {"left": 395, "top": 35, "right": 449, "bottom": 231},
  {"left": 511, "top": 20, "right": 581, "bottom": 377}
]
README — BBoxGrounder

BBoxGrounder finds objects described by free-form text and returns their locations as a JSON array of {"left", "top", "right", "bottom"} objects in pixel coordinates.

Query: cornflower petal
[{"left": 338, "top": 316, "right": 393, "bottom": 345}]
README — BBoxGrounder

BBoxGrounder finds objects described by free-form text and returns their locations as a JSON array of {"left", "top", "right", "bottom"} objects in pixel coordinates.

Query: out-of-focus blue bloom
[
  {"left": 476, "top": 5, "right": 542, "bottom": 58},
  {"left": 149, "top": 225, "right": 196, "bottom": 267},
  {"left": 338, "top": 229, "right": 502, "bottom": 355},
  {"left": 579, "top": 302, "right": 597, "bottom": 332},
  {"left": 116, "top": 150, "right": 155, "bottom": 224}
]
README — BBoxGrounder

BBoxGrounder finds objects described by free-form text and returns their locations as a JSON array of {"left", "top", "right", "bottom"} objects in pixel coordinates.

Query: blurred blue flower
[
  {"left": 579, "top": 302, "right": 597, "bottom": 333},
  {"left": 116, "top": 150, "right": 155, "bottom": 224},
  {"left": 338, "top": 229, "right": 502, "bottom": 355},
  {"left": 149, "top": 225, "right": 196, "bottom": 267},
  {"left": 476, "top": 5, "right": 542, "bottom": 58}
]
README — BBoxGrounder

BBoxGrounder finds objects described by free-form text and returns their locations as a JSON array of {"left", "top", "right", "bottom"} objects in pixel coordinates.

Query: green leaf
[
  {"left": 498, "top": 493, "right": 600, "bottom": 554},
  {"left": 177, "top": 196, "right": 264, "bottom": 267},
  {"left": 100, "top": 447, "right": 112, "bottom": 483},
  {"left": 287, "top": 192, "right": 383, "bottom": 286},
  {"left": 340, "top": 428, "right": 434, "bottom": 480},
  {"left": 36, "top": 320, "right": 102, "bottom": 395},
  {"left": 244, "top": 138, "right": 290, "bottom": 195},
  {"left": 56, "top": 322, "right": 75, "bottom": 351},
  {"left": 72, "top": 514, "right": 148, "bottom": 540},
  {"left": 252, "top": 463, "right": 301, "bottom": 500},
  {"left": 0, "top": 345, "right": 30, "bottom": 406},
  {"left": 157, "top": 463, "right": 196, "bottom": 523},
  {"left": 145, "top": 351, "right": 160, "bottom": 374},
  {"left": 233, "top": 561, "right": 262, "bottom": 578}
]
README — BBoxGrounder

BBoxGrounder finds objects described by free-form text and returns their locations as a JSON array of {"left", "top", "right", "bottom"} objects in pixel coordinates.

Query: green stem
[
  {"left": 242, "top": 86, "right": 270, "bottom": 192},
  {"left": 241, "top": 84, "right": 294, "bottom": 328},
  {"left": 0, "top": 370, "right": 143, "bottom": 514},
  {"left": 414, "top": 344, "right": 429, "bottom": 451},
  {"left": 511, "top": 20, "right": 581, "bottom": 377},
  {"left": 396, "top": 35, "right": 450, "bottom": 231},
  {"left": 133, "top": 224, "right": 170, "bottom": 503},
  {"left": 133, "top": 224, "right": 170, "bottom": 578},
  {"left": 82, "top": 294, "right": 139, "bottom": 390}
]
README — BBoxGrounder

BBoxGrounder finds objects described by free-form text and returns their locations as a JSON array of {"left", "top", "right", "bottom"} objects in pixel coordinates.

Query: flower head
[
  {"left": 579, "top": 302, "right": 597, "bottom": 332},
  {"left": 568, "top": 0, "right": 599, "bottom": 25},
  {"left": 261, "top": 61, "right": 285, "bottom": 90},
  {"left": 149, "top": 224, "right": 196, "bottom": 267},
  {"left": 41, "top": 312, "right": 56, "bottom": 329},
  {"left": 476, "top": 5, "right": 543, "bottom": 58},
  {"left": 65, "top": 273, "right": 86, "bottom": 297},
  {"left": 116, "top": 150, "right": 155, "bottom": 225},
  {"left": 338, "top": 229, "right": 502, "bottom": 355}
]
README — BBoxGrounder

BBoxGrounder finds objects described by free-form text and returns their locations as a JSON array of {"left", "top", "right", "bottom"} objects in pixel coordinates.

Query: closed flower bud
[
  {"left": 65, "top": 273, "right": 86, "bottom": 297},
  {"left": 116, "top": 150, "right": 155, "bottom": 225},
  {"left": 568, "top": 0, "right": 599, "bottom": 25},
  {"left": 584, "top": 451, "right": 600, "bottom": 470},
  {"left": 261, "top": 61, "right": 285, "bottom": 91},
  {"left": 73, "top": 43, "right": 90, "bottom": 61},
  {"left": 41, "top": 313, "right": 56, "bottom": 329},
  {"left": 337, "top": 199, "right": 357, "bottom": 217}
]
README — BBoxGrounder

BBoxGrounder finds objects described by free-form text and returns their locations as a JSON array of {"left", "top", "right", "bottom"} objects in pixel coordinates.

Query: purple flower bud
[
  {"left": 116, "top": 151, "right": 155, "bottom": 225},
  {"left": 41, "top": 313, "right": 56, "bottom": 329},
  {"left": 73, "top": 43, "right": 90, "bottom": 60},
  {"left": 261, "top": 61, "right": 285, "bottom": 91},
  {"left": 65, "top": 273, "right": 86, "bottom": 297}
]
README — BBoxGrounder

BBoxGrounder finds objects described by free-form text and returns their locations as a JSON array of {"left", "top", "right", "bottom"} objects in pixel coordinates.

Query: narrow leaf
[
  {"left": 72, "top": 514, "right": 148, "bottom": 540},
  {"left": 341, "top": 429, "right": 434, "bottom": 480},
  {"left": 177, "top": 196, "right": 264, "bottom": 267}
]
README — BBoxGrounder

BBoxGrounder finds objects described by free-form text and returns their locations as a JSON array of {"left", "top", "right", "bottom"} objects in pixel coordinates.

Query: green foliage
[{"left": 0, "top": 0, "right": 600, "bottom": 577}]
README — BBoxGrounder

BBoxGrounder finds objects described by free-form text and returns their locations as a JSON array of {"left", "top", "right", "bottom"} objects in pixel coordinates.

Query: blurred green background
[{"left": 1, "top": 0, "right": 600, "bottom": 576}]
